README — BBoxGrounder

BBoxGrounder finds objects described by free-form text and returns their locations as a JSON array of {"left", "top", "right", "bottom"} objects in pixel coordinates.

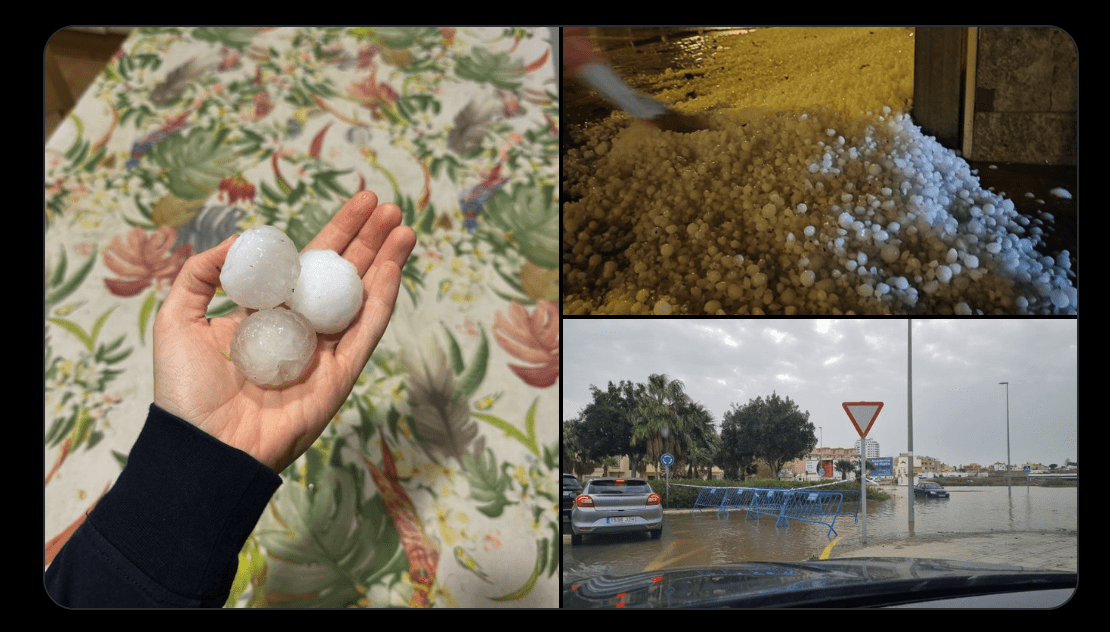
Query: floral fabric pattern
[{"left": 45, "top": 27, "right": 558, "bottom": 607}]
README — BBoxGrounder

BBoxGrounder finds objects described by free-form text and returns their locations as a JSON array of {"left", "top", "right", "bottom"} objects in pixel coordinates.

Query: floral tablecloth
[{"left": 45, "top": 27, "right": 558, "bottom": 608}]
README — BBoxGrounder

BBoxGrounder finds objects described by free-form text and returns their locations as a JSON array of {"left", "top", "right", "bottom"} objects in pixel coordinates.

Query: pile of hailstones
[
  {"left": 568, "top": 106, "right": 1077, "bottom": 315},
  {"left": 220, "top": 226, "right": 364, "bottom": 388}
]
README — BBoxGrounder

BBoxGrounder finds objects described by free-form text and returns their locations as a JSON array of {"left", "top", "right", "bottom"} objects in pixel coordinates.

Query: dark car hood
[{"left": 563, "top": 558, "right": 1076, "bottom": 608}]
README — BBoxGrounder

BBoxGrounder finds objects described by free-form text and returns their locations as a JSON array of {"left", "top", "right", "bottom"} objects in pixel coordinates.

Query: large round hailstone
[
  {"left": 220, "top": 226, "right": 301, "bottom": 310},
  {"left": 288, "top": 249, "right": 364, "bottom": 334},
  {"left": 231, "top": 308, "right": 318, "bottom": 388}
]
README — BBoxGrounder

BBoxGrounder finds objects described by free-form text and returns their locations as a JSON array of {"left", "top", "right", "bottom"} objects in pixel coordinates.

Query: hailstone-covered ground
[
  {"left": 563, "top": 108, "right": 1076, "bottom": 315},
  {"left": 219, "top": 226, "right": 366, "bottom": 387},
  {"left": 561, "top": 27, "right": 1076, "bottom": 315}
]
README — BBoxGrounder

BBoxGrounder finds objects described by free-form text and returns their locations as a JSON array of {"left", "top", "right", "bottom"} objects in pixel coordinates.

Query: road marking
[{"left": 819, "top": 536, "right": 843, "bottom": 560}]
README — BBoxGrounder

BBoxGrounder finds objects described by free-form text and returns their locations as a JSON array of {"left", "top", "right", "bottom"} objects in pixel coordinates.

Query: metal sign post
[
  {"left": 661, "top": 453, "right": 674, "bottom": 506},
  {"left": 859, "top": 442, "right": 867, "bottom": 543},
  {"left": 843, "top": 402, "right": 883, "bottom": 545}
]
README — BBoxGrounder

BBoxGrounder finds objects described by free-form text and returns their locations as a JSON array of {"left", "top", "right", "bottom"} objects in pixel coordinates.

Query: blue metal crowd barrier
[
  {"left": 838, "top": 490, "right": 861, "bottom": 523},
  {"left": 720, "top": 487, "right": 758, "bottom": 515},
  {"left": 690, "top": 487, "right": 733, "bottom": 513},
  {"left": 690, "top": 485, "right": 853, "bottom": 538},
  {"left": 757, "top": 489, "right": 845, "bottom": 538},
  {"left": 691, "top": 486, "right": 753, "bottom": 515},
  {"left": 688, "top": 486, "right": 732, "bottom": 510}
]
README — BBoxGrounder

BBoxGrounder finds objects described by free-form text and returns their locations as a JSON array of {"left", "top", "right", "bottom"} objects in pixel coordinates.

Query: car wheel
[
  {"left": 651, "top": 529, "right": 662, "bottom": 540},
  {"left": 571, "top": 533, "right": 582, "bottom": 546}
]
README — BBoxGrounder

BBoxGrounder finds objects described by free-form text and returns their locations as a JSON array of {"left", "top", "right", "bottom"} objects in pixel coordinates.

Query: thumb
[{"left": 159, "top": 235, "right": 238, "bottom": 325}]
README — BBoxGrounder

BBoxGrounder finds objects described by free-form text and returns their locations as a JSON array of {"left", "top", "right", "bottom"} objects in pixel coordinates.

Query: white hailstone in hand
[
  {"left": 231, "top": 308, "right": 318, "bottom": 388},
  {"left": 220, "top": 226, "right": 301, "bottom": 310},
  {"left": 288, "top": 249, "right": 364, "bottom": 334}
]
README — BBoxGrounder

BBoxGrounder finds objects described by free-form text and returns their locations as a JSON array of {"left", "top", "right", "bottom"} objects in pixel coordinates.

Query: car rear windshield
[{"left": 587, "top": 479, "right": 653, "bottom": 494}]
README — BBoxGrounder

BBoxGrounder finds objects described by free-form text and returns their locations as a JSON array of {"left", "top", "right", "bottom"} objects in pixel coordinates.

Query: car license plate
[{"left": 607, "top": 516, "right": 636, "bottom": 524}]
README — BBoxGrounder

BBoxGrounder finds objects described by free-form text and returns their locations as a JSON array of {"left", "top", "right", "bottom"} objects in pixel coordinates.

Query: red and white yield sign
[{"left": 843, "top": 401, "right": 884, "bottom": 438}]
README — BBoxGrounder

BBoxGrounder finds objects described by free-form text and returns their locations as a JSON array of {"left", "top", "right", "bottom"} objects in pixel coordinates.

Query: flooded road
[{"left": 562, "top": 485, "right": 1077, "bottom": 584}]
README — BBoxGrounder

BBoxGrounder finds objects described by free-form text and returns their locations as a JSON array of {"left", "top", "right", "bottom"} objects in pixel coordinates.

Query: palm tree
[
  {"left": 835, "top": 460, "right": 855, "bottom": 481},
  {"left": 630, "top": 374, "right": 692, "bottom": 472},
  {"left": 680, "top": 399, "right": 719, "bottom": 476},
  {"left": 600, "top": 455, "right": 617, "bottom": 477}
]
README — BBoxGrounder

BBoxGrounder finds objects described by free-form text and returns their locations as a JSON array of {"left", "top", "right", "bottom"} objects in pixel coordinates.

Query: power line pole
[
  {"left": 908, "top": 319, "right": 914, "bottom": 534},
  {"left": 1000, "top": 381, "right": 1011, "bottom": 499}
]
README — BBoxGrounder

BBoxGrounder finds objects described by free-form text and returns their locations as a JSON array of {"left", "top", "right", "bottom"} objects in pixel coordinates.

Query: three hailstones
[{"left": 219, "top": 226, "right": 364, "bottom": 387}]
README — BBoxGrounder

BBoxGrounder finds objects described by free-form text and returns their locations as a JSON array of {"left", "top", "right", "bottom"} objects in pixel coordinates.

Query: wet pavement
[
  {"left": 826, "top": 528, "right": 1078, "bottom": 573},
  {"left": 564, "top": 487, "right": 1078, "bottom": 584}
]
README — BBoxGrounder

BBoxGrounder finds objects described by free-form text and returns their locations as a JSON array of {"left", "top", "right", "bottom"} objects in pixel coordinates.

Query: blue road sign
[{"left": 872, "top": 457, "right": 893, "bottom": 477}]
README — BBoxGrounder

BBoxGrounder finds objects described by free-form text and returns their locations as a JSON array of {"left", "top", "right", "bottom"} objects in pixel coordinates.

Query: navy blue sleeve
[{"left": 45, "top": 404, "right": 283, "bottom": 608}]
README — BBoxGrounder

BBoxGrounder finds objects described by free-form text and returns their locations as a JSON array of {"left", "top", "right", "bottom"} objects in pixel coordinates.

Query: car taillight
[
  {"left": 576, "top": 495, "right": 594, "bottom": 508},
  {"left": 647, "top": 493, "right": 661, "bottom": 506}
]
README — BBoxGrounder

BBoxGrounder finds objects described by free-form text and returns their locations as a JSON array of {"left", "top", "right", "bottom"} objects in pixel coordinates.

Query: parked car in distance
[
  {"left": 914, "top": 481, "right": 951, "bottom": 499},
  {"left": 570, "top": 478, "right": 663, "bottom": 545},
  {"left": 562, "top": 473, "right": 583, "bottom": 521}
]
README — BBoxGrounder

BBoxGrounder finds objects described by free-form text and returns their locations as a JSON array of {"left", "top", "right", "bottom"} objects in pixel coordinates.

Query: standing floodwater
[{"left": 562, "top": 485, "right": 1076, "bottom": 584}]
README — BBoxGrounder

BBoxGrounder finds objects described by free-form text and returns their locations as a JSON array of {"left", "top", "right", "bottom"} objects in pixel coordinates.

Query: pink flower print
[
  {"left": 103, "top": 226, "right": 192, "bottom": 297},
  {"left": 253, "top": 90, "right": 273, "bottom": 119},
  {"left": 346, "top": 71, "right": 398, "bottom": 119},
  {"left": 493, "top": 300, "right": 558, "bottom": 388},
  {"left": 218, "top": 175, "right": 256, "bottom": 205}
]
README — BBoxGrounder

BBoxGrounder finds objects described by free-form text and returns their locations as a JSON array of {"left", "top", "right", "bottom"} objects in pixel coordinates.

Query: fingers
[
  {"left": 304, "top": 190, "right": 379, "bottom": 255},
  {"left": 344, "top": 202, "right": 413, "bottom": 277},
  {"left": 159, "top": 234, "right": 238, "bottom": 325},
  {"left": 332, "top": 225, "right": 416, "bottom": 376},
  {"left": 303, "top": 190, "right": 411, "bottom": 280},
  {"left": 375, "top": 221, "right": 417, "bottom": 273}
]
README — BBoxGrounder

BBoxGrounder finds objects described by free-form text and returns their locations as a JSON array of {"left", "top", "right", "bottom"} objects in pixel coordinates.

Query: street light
[
  {"left": 817, "top": 426, "right": 823, "bottom": 480},
  {"left": 1000, "top": 381, "right": 1011, "bottom": 498}
]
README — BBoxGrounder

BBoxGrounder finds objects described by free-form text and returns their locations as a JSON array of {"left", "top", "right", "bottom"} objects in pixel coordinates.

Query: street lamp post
[
  {"left": 908, "top": 319, "right": 914, "bottom": 534},
  {"left": 1000, "top": 381, "right": 1011, "bottom": 498}
]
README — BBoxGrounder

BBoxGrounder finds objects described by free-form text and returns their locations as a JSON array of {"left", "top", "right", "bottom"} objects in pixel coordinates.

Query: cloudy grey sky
[{"left": 563, "top": 319, "right": 1077, "bottom": 469}]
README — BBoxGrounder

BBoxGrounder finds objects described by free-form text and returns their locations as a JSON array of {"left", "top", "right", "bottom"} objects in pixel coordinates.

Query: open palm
[{"left": 152, "top": 191, "right": 417, "bottom": 473}]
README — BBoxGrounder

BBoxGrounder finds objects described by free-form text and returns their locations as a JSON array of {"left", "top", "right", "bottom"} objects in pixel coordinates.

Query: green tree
[
  {"left": 676, "top": 399, "right": 720, "bottom": 478},
  {"left": 630, "top": 374, "right": 693, "bottom": 472},
  {"left": 599, "top": 455, "right": 617, "bottom": 477},
  {"left": 718, "top": 406, "right": 757, "bottom": 480},
  {"left": 720, "top": 391, "right": 816, "bottom": 479},
  {"left": 561, "top": 417, "right": 594, "bottom": 478},
  {"left": 835, "top": 459, "right": 855, "bottom": 481},
  {"left": 569, "top": 380, "right": 645, "bottom": 477}
]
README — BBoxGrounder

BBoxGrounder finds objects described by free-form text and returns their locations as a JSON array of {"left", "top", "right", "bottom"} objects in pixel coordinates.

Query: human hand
[{"left": 152, "top": 191, "right": 417, "bottom": 473}]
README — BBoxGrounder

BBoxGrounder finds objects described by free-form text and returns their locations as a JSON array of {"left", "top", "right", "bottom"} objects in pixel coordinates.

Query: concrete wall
[{"left": 971, "top": 27, "right": 1077, "bottom": 165}]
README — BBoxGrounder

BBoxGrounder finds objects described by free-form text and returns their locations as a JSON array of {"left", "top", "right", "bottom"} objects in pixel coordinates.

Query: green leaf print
[
  {"left": 151, "top": 127, "right": 239, "bottom": 200},
  {"left": 463, "top": 448, "right": 515, "bottom": 519}
]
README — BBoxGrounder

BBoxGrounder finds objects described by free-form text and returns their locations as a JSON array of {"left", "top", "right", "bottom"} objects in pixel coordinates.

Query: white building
[{"left": 853, "top": 438, "right": 880, "bottom": 459}]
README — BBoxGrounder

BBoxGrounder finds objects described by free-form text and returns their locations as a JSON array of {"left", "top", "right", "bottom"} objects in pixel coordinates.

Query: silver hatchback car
[{"left": 570, "top": 478, "right": 663, "bottom": 545}]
